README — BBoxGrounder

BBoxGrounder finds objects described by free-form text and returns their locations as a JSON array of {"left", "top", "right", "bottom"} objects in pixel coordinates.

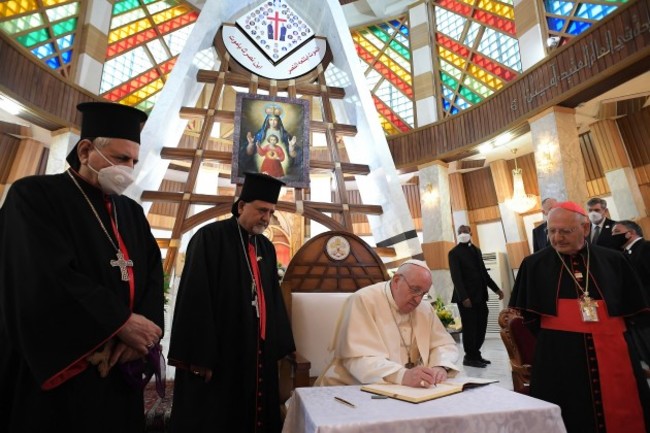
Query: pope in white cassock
[{"left": 315, "top": 260, "right": 460, "bottom": 388}]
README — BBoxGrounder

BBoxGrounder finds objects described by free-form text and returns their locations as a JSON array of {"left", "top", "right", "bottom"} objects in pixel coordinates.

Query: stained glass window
[
  {"left": 100, "top": 0, "right": 198, "bottom": 112},
  {"left": 544, "top": 0, "right": 628, "bottom": 46},
  {"left": 434, "top": 0, "right": 521, "bottom": 117},
  {"left": 351, "top": 16, "right": 414, "bottom": 136},
  {"left": 0, "top": 1, "right": 80, "bottom": 78}
]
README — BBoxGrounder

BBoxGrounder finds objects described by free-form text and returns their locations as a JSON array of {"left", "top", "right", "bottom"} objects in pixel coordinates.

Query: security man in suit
[
  {"left": 586, "top": 197, "right": 617, "bottom": 249},
  {"left": 612, "top": 220, "right": 650, "bottom": 368},
  {"left": 532, "top": 197, "right": 557, "bottom": 252},
  {"left": 448, "top": 225, "right": 504, "bottom": 368}
]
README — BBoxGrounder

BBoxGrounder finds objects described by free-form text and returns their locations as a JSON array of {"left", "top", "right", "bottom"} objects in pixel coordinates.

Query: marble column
[
  {"left": 529, "top": 106, "right": 587, "bottom": 204},
  {"left": 419, "top": 161, "right": 455, "bottom": 303},
  {"left": 47, "top": 129, "right": 78, "bottom": 174},
  {"left": 589, "top": 119, "right": 644, "bottom": 220}
]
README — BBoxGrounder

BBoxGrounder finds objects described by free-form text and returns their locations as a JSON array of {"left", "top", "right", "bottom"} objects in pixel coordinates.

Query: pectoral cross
[
  {"left": 251, "top": 282, "right": 260, "bottom": 318},
  {"left": 110, "top": 250, "right": 133, "bottom": 282}
]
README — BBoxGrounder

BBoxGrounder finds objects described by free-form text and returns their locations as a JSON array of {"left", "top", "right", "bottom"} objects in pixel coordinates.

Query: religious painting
[{"left": 232, "top": 93, "right": 310, "bottom": 188}]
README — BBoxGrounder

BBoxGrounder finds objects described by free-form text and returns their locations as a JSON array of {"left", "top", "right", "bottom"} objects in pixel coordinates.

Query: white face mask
[
  {"left": 588, "top": 211, "right": 603, "bottom": 224},
  {"left": 458, "top": 233, "right": 471, "bottom": 243},
  {"left": 88, "top": 147, "right": 135, "bottom": 195}
]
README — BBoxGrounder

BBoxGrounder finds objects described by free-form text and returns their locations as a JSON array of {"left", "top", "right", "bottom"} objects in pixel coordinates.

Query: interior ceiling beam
[
  {"left": 141, "top": 191, "right": 383, "bottom": 215},
  {"left": 178, "top": 108, "right": 357, "bottom": 137},
  {"left": 196, "top": 70, "right": 346, "bottom": 98},
  {"left": 159, "top": 147, "right": 370, "bottom": 174}
]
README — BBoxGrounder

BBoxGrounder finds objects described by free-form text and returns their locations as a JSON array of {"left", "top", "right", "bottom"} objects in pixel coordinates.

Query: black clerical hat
[
  {"left": 231, "top": 172, "right": 285, "bottom": 216},
  {"left": 66, "top": 102, "right": 148, "bottom": 170}
]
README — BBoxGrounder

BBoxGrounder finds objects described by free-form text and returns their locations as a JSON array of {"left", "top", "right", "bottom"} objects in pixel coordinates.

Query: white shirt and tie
[{"left": 591, "top": 224, "right": 601, "bottom": 243}]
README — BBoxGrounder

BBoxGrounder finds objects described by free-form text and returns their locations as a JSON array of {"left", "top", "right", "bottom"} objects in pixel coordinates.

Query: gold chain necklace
[
  {"left": 383, "top": 281, "right": 415, "bottom": 368},
  {"left": 67, "top": 170, "right": 133, "bottom": 281},
  {"left": 555, "top": 246, "right": 591, "bottom": 297},
  {"left": 555, "top": 246, "right": 599, "bottom": 322}
]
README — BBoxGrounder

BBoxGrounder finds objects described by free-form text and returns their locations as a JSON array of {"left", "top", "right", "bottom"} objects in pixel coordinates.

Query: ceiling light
[
  {"left": 505, "top": 148, "right": 536, "bottom": 214},
  {"left": 0, "top": 95, "right": 22, "bottom": 115}
]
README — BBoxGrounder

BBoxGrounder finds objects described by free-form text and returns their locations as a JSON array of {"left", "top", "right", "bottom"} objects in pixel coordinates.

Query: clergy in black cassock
[
  {"left": 510, "top": 202, "right": 650, "bottom": 433},
  {"left": 0, "top": 102, "right": 165, "bottom": 433},
  {"left": 611, "top": 220, "right": 650, "bottom": 368},
  {"left": 168, "top": 173, "right": 295, "bottom": 433}
]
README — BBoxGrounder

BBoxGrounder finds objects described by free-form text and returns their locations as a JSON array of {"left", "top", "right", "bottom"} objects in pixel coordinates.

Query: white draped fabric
[{"left": 283, "top": 384, "right": 567, "bottom": 433}]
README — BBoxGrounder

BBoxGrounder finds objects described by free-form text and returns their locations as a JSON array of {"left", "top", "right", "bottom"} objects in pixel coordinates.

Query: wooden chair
[
  {"left": 278, "top": 231, "right": 389, "bottom": 407},
  {"left": 498, "top": 308, "right": 536, "bottom": 394}
]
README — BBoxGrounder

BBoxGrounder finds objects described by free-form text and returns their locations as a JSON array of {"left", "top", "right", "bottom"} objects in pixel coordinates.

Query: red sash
[
  {"left": 248, "top": 242, "right": 267, "bottom": 340},
  {"left": 542, "top": 299, "right": 645, "bottom": 433}
]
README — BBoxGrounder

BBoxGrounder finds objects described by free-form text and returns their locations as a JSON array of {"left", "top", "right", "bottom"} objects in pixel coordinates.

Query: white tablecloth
[{"left": 282, "top": 384, "right": 567, "bottom": 433}]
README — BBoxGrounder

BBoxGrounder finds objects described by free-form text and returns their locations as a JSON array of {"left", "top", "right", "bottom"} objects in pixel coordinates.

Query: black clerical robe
[
  {"left": 510, "top": 245, "right": 650, "bottom": 433},
  {"left": 168, "top": 217, "right": 295, "bottom": 433},
  {"left": 0, "top": 171, "right": 165, "bottom": 432},
  {"left": 625, "top": 239, "right": 650, "bottom": 365}
]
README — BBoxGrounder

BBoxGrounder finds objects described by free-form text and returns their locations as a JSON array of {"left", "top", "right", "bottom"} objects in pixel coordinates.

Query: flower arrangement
[{"left": 431, "top": 296, "right": 455, "bottom": 328}]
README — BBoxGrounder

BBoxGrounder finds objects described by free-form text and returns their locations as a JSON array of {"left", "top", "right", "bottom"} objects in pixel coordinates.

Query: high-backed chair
[
  {"left": 498, "top": 308, "right": 536, "bottom": 394},
  {"left": 278, "top": 231, "right": 389, "bottom": 404}
]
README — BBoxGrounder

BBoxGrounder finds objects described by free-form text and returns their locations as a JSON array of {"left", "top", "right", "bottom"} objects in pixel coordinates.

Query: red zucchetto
[{"left": 550, "top": 201, "right": 587, "bottom": 216}]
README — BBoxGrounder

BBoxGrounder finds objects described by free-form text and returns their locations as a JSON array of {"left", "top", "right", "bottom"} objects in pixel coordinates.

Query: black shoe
[
  {"left": 463, "top": 358, "right": 487, "bottom": 368},
  {"left": 479, "top": 357, "right": 491, "bottom": 364}
]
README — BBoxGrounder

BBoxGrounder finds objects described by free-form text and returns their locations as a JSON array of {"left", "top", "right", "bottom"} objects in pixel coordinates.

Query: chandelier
[{"left": 505, "top": 149, "right": 536, "bottom": 214}]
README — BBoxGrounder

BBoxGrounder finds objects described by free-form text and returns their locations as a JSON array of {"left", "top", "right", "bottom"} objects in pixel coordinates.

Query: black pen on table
[{"left": 334, "top": 396, "right": 356, "bottom": 408}]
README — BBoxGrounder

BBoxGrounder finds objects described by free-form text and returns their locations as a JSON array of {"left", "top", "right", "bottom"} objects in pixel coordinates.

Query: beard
[{"left": 251, "top": 223, "right": 267, "bottom": 235}]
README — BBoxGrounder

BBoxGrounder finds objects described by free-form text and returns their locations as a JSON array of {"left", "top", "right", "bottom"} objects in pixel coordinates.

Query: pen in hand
[{"left": 334, "top": 396, "right": 356, "bottom": 408}]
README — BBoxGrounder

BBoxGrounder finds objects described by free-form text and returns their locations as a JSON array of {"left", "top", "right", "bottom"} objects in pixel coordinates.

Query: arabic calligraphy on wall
[{"left": 515, "top": 4, "right": 650, "bottom": 110}]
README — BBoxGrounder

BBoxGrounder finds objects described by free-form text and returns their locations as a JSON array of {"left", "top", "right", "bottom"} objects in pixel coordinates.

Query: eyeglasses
[
  {"left": 398, "top": 274, "right": 430, "bottom": 297},
  {"left": 545, "top": 227, "right": 580, "bottom": 236}
]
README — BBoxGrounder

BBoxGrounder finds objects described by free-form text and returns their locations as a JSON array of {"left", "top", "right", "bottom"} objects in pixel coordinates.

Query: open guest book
[{"left": 360, "top": 377, "right": 499, "bottom": 403}]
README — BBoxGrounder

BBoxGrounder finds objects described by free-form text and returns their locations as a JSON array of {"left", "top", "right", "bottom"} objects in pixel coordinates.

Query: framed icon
[{"left": 232, "top": 93, "right": 310, "bottom": 188}]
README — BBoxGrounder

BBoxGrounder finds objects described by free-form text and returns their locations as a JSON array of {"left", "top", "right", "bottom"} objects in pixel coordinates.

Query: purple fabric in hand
[{"left": 119, "top": 343, "right": 166, "bottom": 398}]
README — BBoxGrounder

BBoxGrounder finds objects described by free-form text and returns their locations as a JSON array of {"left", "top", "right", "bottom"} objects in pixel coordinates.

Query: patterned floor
[{"left": 455, "top": 333, "right": 514, "bottom": 391}]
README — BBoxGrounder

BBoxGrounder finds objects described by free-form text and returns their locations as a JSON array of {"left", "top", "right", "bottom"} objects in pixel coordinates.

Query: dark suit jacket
[
  {"left": 448, "top": 242, "right": 501, "bottom": 304},
  {"left": 532, "top": 221, "right": 548, "bottom": 252},
  {"left": 626, "top": 239, "right": 650, "bottom": 285},
  {"left": 590, "top": 217, "right": 617, "bottom": 249},
  {"left": 624, "top": 239, "right": 650, "bottom": 357}
]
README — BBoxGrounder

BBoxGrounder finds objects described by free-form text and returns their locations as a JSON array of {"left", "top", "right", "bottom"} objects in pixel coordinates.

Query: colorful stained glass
[
  {"left": 567, "top": 19, "right": 592, "bottom": 34},
  {"left": 0, "top": 1, "right": 80, "bottom": 77},
  {"left": 544, "top": 0, "right": 628, "bottom": 45},
  {"left": 436, "top": 7, "right": 467, "bottom": 42},
  {"left": 352, "top": 16, "right": 414, "bottom": 135},
  {"left": 546, "top": 1, "right": 575, "bottom": 16},
  {"left": 434, "top": 1, "right": 521, "bottom": 117},
  {"left": 100, "top": 0, "right": 198, "bottom": 111}
]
